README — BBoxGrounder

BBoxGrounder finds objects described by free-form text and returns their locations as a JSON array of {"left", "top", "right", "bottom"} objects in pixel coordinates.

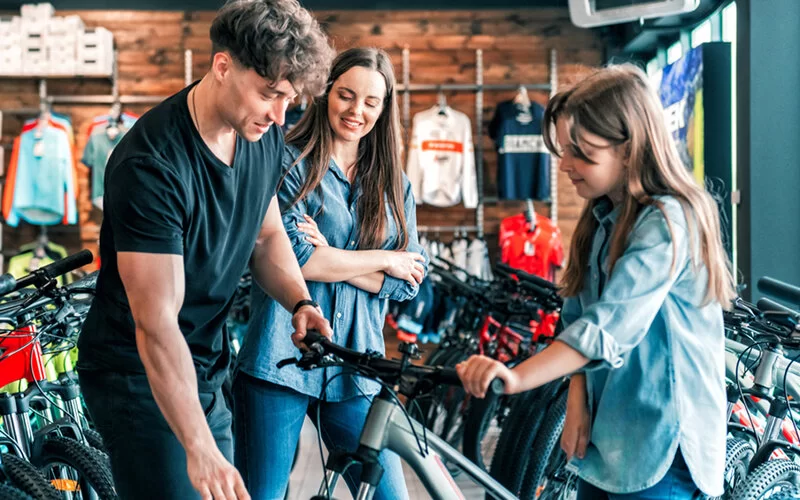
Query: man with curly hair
[{"left": 76, "top": 1, "right": 335, "bottom": 498}]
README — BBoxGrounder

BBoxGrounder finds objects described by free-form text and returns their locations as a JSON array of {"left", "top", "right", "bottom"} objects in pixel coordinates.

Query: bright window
[
  {"left": 722, "top": 2, "right": 737, "bottom": 43},
  {"left": 692, "top": 20, "right": 712, "bottom": 47},
  {"left": 667, "top": 41, "right": 683, "bottom": 64},
  {"left": 646, "top": 58, "right": 659, "bottom": 76}
]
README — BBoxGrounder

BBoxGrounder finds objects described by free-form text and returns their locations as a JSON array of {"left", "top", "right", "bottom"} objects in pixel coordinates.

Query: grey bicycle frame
[
  {"left": 725, "top": 338, "right": 800, "bottom": 399},
  {"left": 319, "top": 394, "right": 517, "bottom": 500}
]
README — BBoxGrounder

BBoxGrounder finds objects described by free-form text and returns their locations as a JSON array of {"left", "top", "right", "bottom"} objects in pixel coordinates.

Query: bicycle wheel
[
  {"left": 34, "top": 435, "right": 117, "bottom": 500},
  {"left": 733, "top": 459, "right": 800, "bottom": 500},
  {"left": 82, "top": 430, "right": 106, "bottom": 455},
  {"left": 520, "top": 387, "right": 568, "bottom": 499},
  {"left": 2, "top": 453, "right": 61, "bottom": 500},
  {"left": 701, "top": 437, "right": 756, "bottom": 500},
  {"left": 502, "top": 380, "right": 567, "bottom": 496},
  {"left": 491, "top": 380, "right": 564, "bottom": 494},
  {"left": 537, "top": 451, "right": 578, "bottom": 500},
  {"left": 0, "top": 482, "right": 34, "bottom": 500},
  {"left": 462, "top": 390, "right": 504, "bottom": 471},
  {"left": 487, "top": 388, "right": 542, "bottom": 488}
]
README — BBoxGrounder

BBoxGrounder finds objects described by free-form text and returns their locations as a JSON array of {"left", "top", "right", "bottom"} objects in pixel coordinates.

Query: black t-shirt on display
[{"left": 77, "top": 83, "right": 282, "bottom": 392}]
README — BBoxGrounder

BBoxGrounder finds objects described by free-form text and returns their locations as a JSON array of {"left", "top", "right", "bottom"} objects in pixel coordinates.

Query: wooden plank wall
[{"left": 0, "top": 8, "right": 603, "bottom": 272}]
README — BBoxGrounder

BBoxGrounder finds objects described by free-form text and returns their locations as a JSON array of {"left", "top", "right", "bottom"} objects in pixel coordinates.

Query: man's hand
[
  {"left": 187, "top": 441, "right": 250, "bottom": 500},
  {"left": 291, "top": 305, "right": 333, "bottom": 349}
]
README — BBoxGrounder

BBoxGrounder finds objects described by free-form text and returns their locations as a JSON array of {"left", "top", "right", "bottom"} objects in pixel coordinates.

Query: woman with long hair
[
  {"left": 457, "top": 64, "right": 735, "bottom": 498},
  {"left": 234, "top": 47, "right": 426, "bottom": 499}
]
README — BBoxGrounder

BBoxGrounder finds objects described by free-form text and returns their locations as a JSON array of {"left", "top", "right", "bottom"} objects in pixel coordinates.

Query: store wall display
[{"left": 0, "top": 8, "right": 604, "bottom": 265}]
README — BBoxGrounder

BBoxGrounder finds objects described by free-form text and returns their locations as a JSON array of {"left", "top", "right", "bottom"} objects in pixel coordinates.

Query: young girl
[
  {"left": 234, "top": 48, "right": 426, "bottom": 499},
  {"left": 457, "top": 64, "right": 736, "bottom": 498}
]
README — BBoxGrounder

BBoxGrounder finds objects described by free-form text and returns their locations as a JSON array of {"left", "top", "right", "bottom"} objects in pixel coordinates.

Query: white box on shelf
[
  {"left": 0, "top": 59, "right": 23, "bottom": 75},
  {"left": 20, "top": 19, "right": 47, "bottom": 49},
  {"left": 48, "top": 15, "right": 84, "bottom": 37},
  {"left": 0, "top": 15, "right": 21, "bottom": 35},
  {"left": 0, "top": 33, "right": 22, "bottom": 50},
  {"left": 21, "top": 3, "right": 55, "bottom": 21},
  {"left": 49, "top": 60, "right": 76, "bottom": 75},
  {"left": 77, "top": 27, "right": 113, "bottom": 76},
  {"left": 76, "top": 57, "right": 113, "bottom": 76},
  {"left": 45, "top": 32, "right": 78, "bottom": 52},
  {"left": 22, "top": 49, "right": 48, "bottom": 75}
]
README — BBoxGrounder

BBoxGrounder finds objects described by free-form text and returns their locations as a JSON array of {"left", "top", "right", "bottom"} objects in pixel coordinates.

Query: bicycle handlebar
[
  {"left": 0, "top": 250, "right": 93, "bottom": 298},
  {"left": 495, "top": 262, "right": 559, "bottom": 293},
  {"left": 758, "top": 276, "right": 800, "bottom": 306},
  {"left": 298, "top": 330, "right": 505, "bottom": 397}
]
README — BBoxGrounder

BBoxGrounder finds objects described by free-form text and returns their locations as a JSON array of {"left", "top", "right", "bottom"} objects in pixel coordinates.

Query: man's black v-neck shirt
[{"left": 78, "top": 83, "right": 282, "bottom": 392}]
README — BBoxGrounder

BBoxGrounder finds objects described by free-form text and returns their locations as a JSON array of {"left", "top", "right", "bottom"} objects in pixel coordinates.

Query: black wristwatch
[{"left": 292, "top": 299, "right": 319, "bottom": 315}]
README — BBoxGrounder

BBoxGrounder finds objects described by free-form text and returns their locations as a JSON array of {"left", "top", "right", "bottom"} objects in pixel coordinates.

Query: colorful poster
[{"left": 657, "top": 46, "right": 705, "bottom": 184}]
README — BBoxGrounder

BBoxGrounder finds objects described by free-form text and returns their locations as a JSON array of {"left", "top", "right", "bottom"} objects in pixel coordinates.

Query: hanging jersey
[
  {"left": 3, "top": 125, "right": 77, "bottom": 227},
  {"left": 82, "top": 126, "right": 127, "bottom": 209},
  {"left": 466, "top": 238, "right": 493, "bottom": 281},
  {"left": 499, "top": 213, "right": 563, "bottom": 281},
  {"left": 406, "top": 106, "right": 478, "bottom": 208},
  {"left": 489, "top": 101, "right": 550, "bottom": 201}
]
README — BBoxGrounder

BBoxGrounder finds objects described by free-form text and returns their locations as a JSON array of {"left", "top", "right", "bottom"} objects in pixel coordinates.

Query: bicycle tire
[
  {"left": 732, "top": 459, "right": 800, "bottom": 500},
  {"left": 2, "top": 453, "right": 60, "bottom": 500},
  {"left": 537, "top": 451, "right": 578, "bottom": 500},
  {"left": 416, "top": 346, "right": 464, "bottom": 424},
  {"left": 34, "top": 435, "right": 118, "bottom": 500},
  {"left": 462, "top": 390, "right": 504, "bottom": 471},
  {"left": 83, "top": 429, "right": 107, "bottom": 455},
  {"left": 487, "top": 388, "right": 541, "bottom": 488},
  {"left": 491, "top": 380, "right": 563, "bottom": 494},
  {"left": 502, "top": 380, "right": 567, "bottom": 496},
  {"left": 0, "top": 482, "right": 34, "bottom": 500},
  {"left": 701, "top": 437, "right": 756, "bottom": 500},
  {"left": 520, "top": 386, "right": 568, "bottom": 499}
]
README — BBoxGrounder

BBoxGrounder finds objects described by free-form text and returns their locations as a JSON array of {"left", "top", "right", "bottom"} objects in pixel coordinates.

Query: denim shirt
[
  {"left": 237, "top": 145, "right": 428, "bottom": 401},
  {"left": 559, "top": 195, "right": 725, "bottom": 496}
]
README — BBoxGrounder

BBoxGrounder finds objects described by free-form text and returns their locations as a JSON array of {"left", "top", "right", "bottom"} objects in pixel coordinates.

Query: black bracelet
[{"left": 292, "top": 299, "right": 319, "bottom": 315}]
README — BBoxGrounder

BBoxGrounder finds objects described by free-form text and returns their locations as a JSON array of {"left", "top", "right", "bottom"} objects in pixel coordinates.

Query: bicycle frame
[{"left": 318, "top": 387, "right": 517, "bottom": 500}]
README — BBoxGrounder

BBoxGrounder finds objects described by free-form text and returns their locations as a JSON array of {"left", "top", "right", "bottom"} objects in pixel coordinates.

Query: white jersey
[{"left": 406, "top": 106, "right": 478, "bottom": 208}]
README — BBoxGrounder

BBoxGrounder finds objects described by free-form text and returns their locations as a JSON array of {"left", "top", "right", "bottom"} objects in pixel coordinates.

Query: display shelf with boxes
[{"left": 0, "top": 3, "right": 115, "bottom": 78}]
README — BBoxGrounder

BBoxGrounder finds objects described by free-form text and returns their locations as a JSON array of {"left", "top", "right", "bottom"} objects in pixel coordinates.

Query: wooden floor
[{"left": 288, "top": 416, "right": 486, "bottom": 500}]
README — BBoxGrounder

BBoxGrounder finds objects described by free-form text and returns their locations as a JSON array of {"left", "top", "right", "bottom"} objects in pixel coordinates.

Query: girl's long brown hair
[
  {"left": 543, "top": 64, "right": 735, "bottom": 306},
  {"left": 283, "top": 47, "right": 407, "bottom": 250}
]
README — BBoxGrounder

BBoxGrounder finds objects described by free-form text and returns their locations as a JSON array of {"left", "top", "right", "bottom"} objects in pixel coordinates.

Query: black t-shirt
[{"left": 77, "top": 83, "right": 282, "bottom": 392}]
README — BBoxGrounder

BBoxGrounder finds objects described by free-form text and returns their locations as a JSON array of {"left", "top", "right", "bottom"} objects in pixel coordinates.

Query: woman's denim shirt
[
  {"left": 559, "top": 196, "right": 726, "bottom": 496},
  {"left": 237, "top": 144, "right": 428, "bottom": 401}
]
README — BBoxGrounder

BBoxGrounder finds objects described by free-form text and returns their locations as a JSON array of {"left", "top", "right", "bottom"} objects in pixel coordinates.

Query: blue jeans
[
  {"left": 233, "top": 372, "right": 409, "bottom": 500},
  {"left": 577, "top": 450, "right": 700, "bottom": 499}
]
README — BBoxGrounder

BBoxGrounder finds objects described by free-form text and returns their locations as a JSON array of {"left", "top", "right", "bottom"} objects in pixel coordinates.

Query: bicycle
[{"left": 279, "top": 330, "right": 517, "bottom": 500}]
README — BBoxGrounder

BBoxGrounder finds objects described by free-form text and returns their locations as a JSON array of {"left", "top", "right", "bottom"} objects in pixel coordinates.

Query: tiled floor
[{"left": 288, "top": 416, "right": 486, "bottom": 499}]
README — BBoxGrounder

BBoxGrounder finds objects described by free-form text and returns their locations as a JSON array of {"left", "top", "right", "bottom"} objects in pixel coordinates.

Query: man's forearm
[
  {"left": 251, "top": 229, "right": 312, "bottom": 311},
  {"left": 301, "top": 247, "right": 388, "bottom": 283},
  {"left": 136, "top": 324, "right": 214, "bottom": 454}
]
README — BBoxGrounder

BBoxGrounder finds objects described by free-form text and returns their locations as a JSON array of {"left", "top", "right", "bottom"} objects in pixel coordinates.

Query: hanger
[
  {"left": 513, "top": 84, "right": 531, "bottom": 108},
  {"left": 436, "top": 87, "right": 448, "bottom": 116},
  {"left": 106, "top": 101, "right": 122, "bottom": 140},
  {"left": 524, "top": 199, "right": 537, "bottom": 232},
  {"left": 34, "top": 100, "right": 51, "bottom": 139}
]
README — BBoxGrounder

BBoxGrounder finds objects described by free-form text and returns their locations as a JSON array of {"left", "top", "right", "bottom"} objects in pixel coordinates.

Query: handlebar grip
[
  {"left": 758, "top": 298, "right": 800, "bottom": 319},
  {"left": 301, "top": 329, "right": 326, "bottom": 348},
  {"left": 0, "top": 274, "right": 17, "bottom": 296},
  {"left": 12, "top": 249, "right": 94, "bottom": 292},
  {"left": 758, "top": 277, "right": 800, "bottom": 306},
  {"left": 487, "top": 378, "right": 506, "bottom": 397},
  {"left": 496, "top": 262, "right": 559, "bottom": 292}
]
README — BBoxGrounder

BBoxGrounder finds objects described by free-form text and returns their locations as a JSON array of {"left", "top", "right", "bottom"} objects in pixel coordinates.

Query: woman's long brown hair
[
  {"left": 543, "top": 64, "right": 735, "bottom": 306},
  {"left": 282, "top": 47, "right": 407, "bottom": 250}
]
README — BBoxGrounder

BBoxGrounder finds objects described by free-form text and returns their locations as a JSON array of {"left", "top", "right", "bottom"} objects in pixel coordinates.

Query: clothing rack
[
  {"left": 400, "top": 47, "right": 559, "bottom": 236},
  {"left": 418, "top": 225, "right": 481, "bottom": 234}
]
